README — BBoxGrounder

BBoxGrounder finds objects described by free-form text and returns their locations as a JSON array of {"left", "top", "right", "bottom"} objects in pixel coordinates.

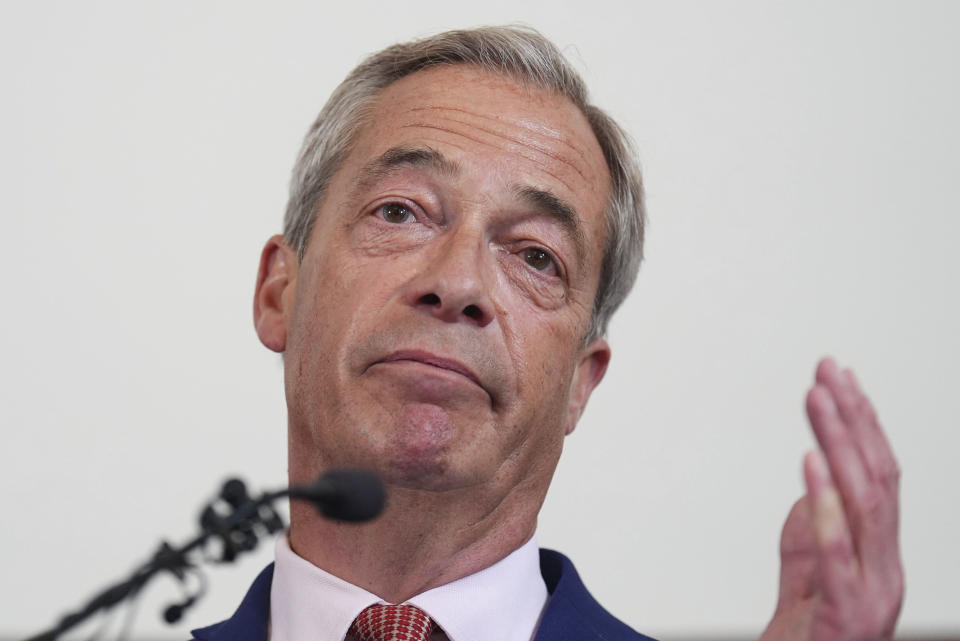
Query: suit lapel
[
  {"left": 191, "top": 564, "right": 273, "bottom": 641},
  {"left": 535, "top": 549, "right": 658, "bottom": 641}
]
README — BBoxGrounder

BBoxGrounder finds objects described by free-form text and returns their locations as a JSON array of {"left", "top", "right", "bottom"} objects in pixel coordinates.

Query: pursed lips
[{"left": 377, "top": 350, "right": 485, "bottom": 392}]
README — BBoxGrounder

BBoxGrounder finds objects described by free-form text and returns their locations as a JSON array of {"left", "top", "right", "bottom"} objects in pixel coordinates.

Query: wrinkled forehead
[{"left": 348, "top": 65, "right": 611, "bottom": 239}]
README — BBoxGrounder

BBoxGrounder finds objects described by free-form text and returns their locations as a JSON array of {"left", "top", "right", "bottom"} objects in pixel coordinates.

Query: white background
[{"left": 2, "top": 1, "right": 958, "bottom": 639}]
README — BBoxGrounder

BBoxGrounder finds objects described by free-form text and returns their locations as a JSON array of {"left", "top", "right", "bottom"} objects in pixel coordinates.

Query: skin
[{"left": 254, "top": 65, "right": 903, "bottom": 637}]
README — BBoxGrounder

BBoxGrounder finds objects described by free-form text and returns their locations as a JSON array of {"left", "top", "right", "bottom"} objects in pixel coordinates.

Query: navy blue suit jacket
[{"left": 190, "top": 548, "right": 657, "bottom": 641}]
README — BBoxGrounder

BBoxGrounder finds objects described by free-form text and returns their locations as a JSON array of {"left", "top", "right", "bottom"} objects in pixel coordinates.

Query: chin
[
  {"left": 381, "top": 456, "right": 454, "bottom": 490},
  {"left": 379, "top": 454, "right": 492, "bottom": 493},
  {"left": 299, "top": 395, "right": 497, "bottom": 491},
  {"left": 376, "top": 405, "right": 466, "bottom": 490}
]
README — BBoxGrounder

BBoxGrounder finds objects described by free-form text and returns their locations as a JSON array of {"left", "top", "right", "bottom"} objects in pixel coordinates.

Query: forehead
[{"left": 344, "top": 65, "right": 611, "bottom": 245}]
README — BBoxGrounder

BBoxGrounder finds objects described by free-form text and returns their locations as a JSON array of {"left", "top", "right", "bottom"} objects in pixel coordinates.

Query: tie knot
[{"left": 351, "top": 603, "right": 434, "bottom": 641}]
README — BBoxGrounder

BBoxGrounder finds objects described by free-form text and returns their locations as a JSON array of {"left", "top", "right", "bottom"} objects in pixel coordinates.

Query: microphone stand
[{"left": 24, "top": 471, "right": 383, "bottom": 641}]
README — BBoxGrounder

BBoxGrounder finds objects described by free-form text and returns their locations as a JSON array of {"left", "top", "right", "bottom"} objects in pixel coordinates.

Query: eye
[
  {"left": 377, "top": 202, "right": 414, "bottom": 224},
  {"left": 522, "top": 247, "right": 556, "bottom": 272}
]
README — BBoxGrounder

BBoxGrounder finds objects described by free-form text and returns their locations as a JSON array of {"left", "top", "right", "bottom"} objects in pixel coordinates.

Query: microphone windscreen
[
  {"left": 297, "top": 468, "right": 386, "bottom": 522},
  {"left": 221, "top": 478, "right": 250, "bottom": 508}
]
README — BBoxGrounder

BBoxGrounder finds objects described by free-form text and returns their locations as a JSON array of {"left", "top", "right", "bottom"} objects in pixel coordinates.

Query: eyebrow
[
  {"left": 350, "top": 145, "right": 588, "bottom": 264},
  {"left": 511, "top": 184, "right": 587, "bottom": 264},
  {"left": 351, "top": 145, "right": 461, "bottom": 200}
]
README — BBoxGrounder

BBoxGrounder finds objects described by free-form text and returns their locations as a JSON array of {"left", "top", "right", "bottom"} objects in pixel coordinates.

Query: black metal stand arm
[{"left": 23, "top": 469, "right": 384, "bottom": 641}]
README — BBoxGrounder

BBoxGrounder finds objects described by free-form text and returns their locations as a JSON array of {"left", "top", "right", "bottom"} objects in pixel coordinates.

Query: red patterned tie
[{"left": 351, "top": 604, "right": 435, "bottom": 641}]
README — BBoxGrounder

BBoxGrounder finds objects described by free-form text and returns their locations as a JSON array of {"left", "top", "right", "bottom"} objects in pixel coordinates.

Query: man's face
[{"left": 255, "top": 66, "right": 612, "bottom": 495}]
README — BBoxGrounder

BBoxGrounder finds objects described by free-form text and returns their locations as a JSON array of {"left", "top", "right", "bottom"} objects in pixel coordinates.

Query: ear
[
  {"left": 563, "top": 337, "right": 611, "bottom": 436},
  {"left": 253, "top": 234, "right": 298, "bottom": 353}
]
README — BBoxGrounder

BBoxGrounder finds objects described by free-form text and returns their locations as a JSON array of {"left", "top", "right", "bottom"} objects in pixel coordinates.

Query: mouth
[{"left": 376, "top": 350, "right": 485, "bottom": 391}]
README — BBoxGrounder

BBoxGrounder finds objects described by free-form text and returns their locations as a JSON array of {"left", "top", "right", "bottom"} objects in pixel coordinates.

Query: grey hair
[{"left": 283, "top": 25, "right": 645, "bottom": 343}]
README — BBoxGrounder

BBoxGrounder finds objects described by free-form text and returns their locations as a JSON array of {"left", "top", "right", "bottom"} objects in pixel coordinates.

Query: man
[{"left": 192, "top": 26, "right": 903, "bottom": 641}]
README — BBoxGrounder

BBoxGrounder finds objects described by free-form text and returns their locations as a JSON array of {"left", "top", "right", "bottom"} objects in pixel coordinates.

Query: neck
[{"left": 287, "top": 479, "right": 545, "bottom": 603}]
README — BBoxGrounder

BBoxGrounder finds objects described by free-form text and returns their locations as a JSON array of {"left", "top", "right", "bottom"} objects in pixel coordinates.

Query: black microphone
[
  {"left": 220, "top": 478, "right": 250, "bottom": 508},
  {"left": 287, "top": 468, "right": 385, "bottom": 522}
]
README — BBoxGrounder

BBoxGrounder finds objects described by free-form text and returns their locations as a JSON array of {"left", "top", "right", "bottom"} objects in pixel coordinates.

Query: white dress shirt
[{"left": 269, "top": 532, "right": 548, "bottom": 641}]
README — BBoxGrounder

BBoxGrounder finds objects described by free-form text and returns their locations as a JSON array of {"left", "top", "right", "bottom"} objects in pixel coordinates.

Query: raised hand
[{"left": 760, "top": 357, "right": 903, "bottom": 641}]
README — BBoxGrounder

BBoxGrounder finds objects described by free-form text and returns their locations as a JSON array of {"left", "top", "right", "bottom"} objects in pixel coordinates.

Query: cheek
[
  {"left": 287, "top": 252, "right": 366, "bottom": 371},
  {"left": 495, "top": 284, "right": 590, "bottom": 369},
  {"left": 492, "top": 276, "right": 590, "bottom": 410},
  {"left": 501, "top": 374, "right": 571, "bottom": 477},
  {"left": 303, "top": 240, "right": 399, "bottom": 312},
  {"left": 500, "top": 313, "right": 581, "bottom": 420}
]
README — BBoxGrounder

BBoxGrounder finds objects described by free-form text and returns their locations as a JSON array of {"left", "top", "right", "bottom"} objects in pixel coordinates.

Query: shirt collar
[{"left": 269, "top": 532, "right": 547, "bottom": 641}]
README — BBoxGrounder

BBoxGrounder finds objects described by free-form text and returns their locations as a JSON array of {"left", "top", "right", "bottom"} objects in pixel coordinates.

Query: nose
[{"left": 401, "top": 228, "right": 495, "bottom": 328}]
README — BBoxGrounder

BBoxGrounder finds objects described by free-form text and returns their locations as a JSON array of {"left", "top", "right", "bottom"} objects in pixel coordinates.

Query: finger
[
  {"left": 818, "top": 359, "right": 897, "bottom": 487},
  {"left": 841, "top": 368, "right": 900, "bottom": 490},
  {"left": 842, "top": 368, "right": 903, "bottom": 590},
  {"left": 811, "top": 358, "right": 900, "bottom": 578},
  {"left": 804, "top": 450, "right": 860, "bottom": 602},
  {"left": 775, "top": 496, "right": 819, "bottom": 605},
  {"left": 806, "top": 379, "right": 874, "bottom": 530}
]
